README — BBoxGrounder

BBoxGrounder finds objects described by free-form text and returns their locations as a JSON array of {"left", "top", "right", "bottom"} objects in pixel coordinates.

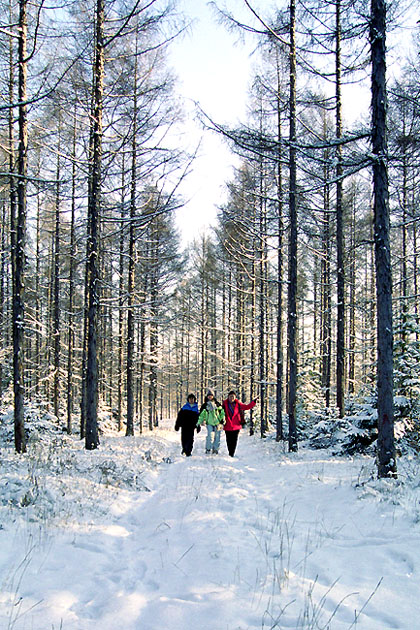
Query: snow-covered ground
[{"left": 1, "top": 408, "right": 420, "bottom": 630}]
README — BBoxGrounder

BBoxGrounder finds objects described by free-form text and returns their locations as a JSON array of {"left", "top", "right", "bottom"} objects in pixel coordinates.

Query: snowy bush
[
  {"left": 300, "top": 398, "right": 379, "bottom": 456},
  {"left": 392, "top": 311, "right": 420, "bottom": 451}
]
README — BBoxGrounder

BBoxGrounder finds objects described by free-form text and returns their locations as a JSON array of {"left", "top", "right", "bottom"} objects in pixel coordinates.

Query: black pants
[
  {"left": 181, "top": 427, "right": 195, "bottom": 456},
  {"left": 225, "top": 430, "right": 240, "bottom": 457}
]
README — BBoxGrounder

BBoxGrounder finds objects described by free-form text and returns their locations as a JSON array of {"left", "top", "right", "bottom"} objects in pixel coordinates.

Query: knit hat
[{"left": 206, "top": 389, "right": 215, "bottom": 397}]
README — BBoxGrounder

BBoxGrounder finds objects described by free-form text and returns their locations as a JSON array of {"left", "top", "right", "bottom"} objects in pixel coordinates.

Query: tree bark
[
  {"left": 5, "top": 0, "right": 16, "bottom": 398},
  {"left": 117, "top": 155, "right": 126, "bottom": 432},
  {"left": 336, "top": 0, "right": 345, "bottom": 418},
  {"left": 126, "top": 48, "right": 138, "bottom": 437},
  {"left": 348, "top": 189, "right": 356, "bottom": 393},
  {"left": 275, "top": 47, "right": 284, "bottom": 441},
  {"left": 287, "top": 0, "right": 298, "bottom": 452},
  {"left": 321, "top": 119, "right": 331, "bottom": 408},
  {"left": 85, "top": 0, "right": 105, "bottom": 450},
  {"left": 53, "top": 127, "right": 61, "bottom": 420},
  {"left": 259, "top": 158, "right": 267, "bottom": 437},
  {"left": 0, "top": 202, "right": 6, "bottom": 394},
  {"left": 67, "top": 105, "right": 77, "bottom": 434},
  {"left": 13, "top": 0, "right": 28, "bottom": 454},
  {"left": 370, "top": 0, "right": 396, "bottom": 477}
]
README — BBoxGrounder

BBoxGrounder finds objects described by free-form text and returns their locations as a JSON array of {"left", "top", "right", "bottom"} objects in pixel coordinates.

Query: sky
[
  {"left": 169, "top": 1, "right": 256, "bottom": 245},
  {"left": 168, "top": 1, "right": 417, "bottom": 246},
  {"left": 168, "top": 0, "right": 371, "bottom": 246},
  {"left": 1, "top": 408, "right": 420, "bottom": 629}
]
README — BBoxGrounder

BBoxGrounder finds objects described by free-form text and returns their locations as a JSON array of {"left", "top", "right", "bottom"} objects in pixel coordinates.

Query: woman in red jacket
[{"left": 222, "top": 390, "right": 257, "bottom": 457}]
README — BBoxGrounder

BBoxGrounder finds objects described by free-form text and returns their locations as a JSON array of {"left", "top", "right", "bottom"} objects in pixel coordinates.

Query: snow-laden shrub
[
  {"left": 304, "top": 407, "right": 353, "bottom": 450},
  {"left": 393, "top": 311, "right": 420, "bottom": 451},
  {"left": 301, "top": 399, "right": 378, "bottom": 456},
  {"left": 302, "top": 387, "right": 420, "bottom": 457}
]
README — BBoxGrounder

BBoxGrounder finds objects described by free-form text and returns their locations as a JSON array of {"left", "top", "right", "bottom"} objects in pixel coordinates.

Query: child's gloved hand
[{"left": 217, "top": 423, "right": 224, "bottom": 431}]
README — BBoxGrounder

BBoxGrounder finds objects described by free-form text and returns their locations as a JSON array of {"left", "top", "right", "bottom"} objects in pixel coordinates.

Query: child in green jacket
[{"left": 197, "top": 390, "right": 225, "bottom": 454}]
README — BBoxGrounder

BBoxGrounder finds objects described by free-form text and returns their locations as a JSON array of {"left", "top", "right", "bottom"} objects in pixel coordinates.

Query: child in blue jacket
[{"left": 175, "top": 394, "right": 200, "bottom": 456}]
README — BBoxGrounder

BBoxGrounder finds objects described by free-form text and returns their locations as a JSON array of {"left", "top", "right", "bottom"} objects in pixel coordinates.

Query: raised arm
[{"left": 238, "top": 400, "right": 256, "bottom": 412}]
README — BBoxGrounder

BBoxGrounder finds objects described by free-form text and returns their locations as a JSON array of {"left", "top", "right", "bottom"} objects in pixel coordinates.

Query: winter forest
[
  {"left": 3, "top": 0, "right": 420, "bottom": 628},
  {"left": 2, "top": 0, "right": 417, "bottom": 470}
]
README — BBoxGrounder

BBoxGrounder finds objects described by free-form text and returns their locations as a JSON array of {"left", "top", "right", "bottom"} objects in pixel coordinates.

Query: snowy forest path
[
  {"left": 86, "top": 428, "right": 420, "bottom": 630},
  {"left": 1, "top": 425, "right": 420, "bottom": 629}
]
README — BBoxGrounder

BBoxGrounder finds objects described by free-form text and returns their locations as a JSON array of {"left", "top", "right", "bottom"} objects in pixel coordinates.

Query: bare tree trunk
[
  {"left": 211, "top": 284, "right": 217, "bottom": 388},
  {"left": 275, "top": 49, "right": 284, "bottom": 441},
  {"left": 85, "top": 0, "right": 105, "bottom": 450},
  {"left": 413, "top": 206, "right": 419, "bottom": 341},
  {"left": 138, "top": 291, "right": 146, "bottom": 433},
  {"left": 67, "top": 107, "right": 77, "bottom": 434},
  {"left": 370, "top": 0, "right": 396, "bottom": 478},
  {"left": 53, "top": 128, "right": 61, "bottom": 420},
  {"left": 126, "top": 48, "right": 138, "bottom": 437},
  {"left": 336, "top": 0, "right": 345, "bottom": 417},
  {"left": 321, "top": 124, "right": 331, "bottom": 408},
  {"left": 0, "top": 202, "right": 6, "bottom": 394},
  {"left": 348, "top": 189, "right": 356, "bottom": 394},
  {"left": 107, "top": 276, "right": 113, "bottom": 410},
  {"left": 117, "top": 156, "right": 126, "bottom": 432},
  {"left": 13, "top": 0, "right": 28, "bottom": 453},
  {"left": 149, "top": 290, "right": 158, "bottom": 431},
  {"left": 5, "top": 2, "right": 16, "bottom": 396},
  {"left": 369, "top": 217, "right": 376, "bottom": 383},
  {"left": 34, "top": 168, "right": 41, "bottom": 399},
  {"left": 236, "top": 269, "right": 243, "bottom": 395},
  {"left": 9, "top": 0, "right": 16, "bottom": 294},
  {"left": 400, "top": 145, "right": 408, "bottom": 341},
  {"left": 80, "top": 246, "right": 89, "bottom": 439},
  {"left": 249, "top": 258, "right": 256, "bottom": 436},
  {"left": 259, "top": 164, "right": 267, "bottom": 437},
  {"left": 287, "top": 0, "right": 298, "bottom": 452}
]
